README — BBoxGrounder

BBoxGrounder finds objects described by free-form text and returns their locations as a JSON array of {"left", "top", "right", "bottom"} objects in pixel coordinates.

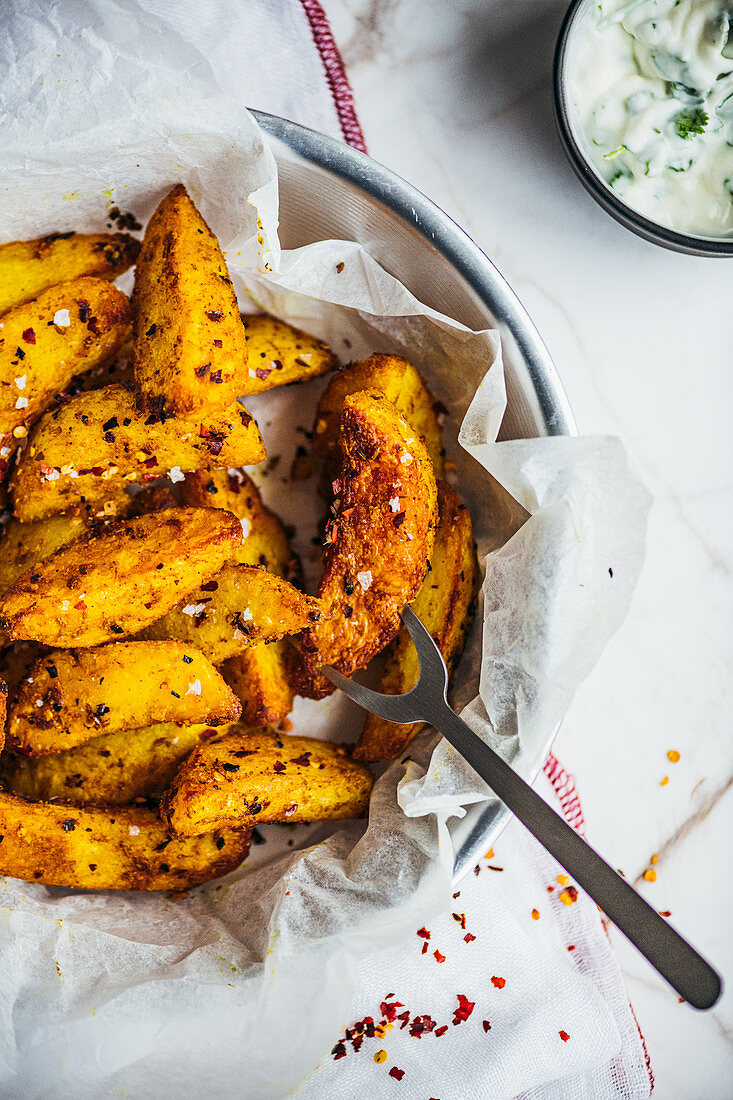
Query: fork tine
[
  {"left": 322, "top": 665, "right": 422, "bottom": 723},
  {"left": 400, "top": 606, "right": 450, "bottom": 690}
]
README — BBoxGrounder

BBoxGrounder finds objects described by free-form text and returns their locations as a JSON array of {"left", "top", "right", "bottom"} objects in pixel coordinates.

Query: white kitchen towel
[{"left": 0, "top": 1, "right": 653, "bottom": 1097}]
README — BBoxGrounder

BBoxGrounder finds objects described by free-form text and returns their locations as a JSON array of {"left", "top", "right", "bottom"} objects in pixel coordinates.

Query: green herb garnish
[{"left": 673, "top": 108, "right": 708, "bottom": 139}]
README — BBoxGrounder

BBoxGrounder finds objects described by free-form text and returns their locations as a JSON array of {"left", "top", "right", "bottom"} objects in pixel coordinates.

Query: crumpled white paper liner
[{"left": 0, "top": 2, "right": 651, "bottom": 1096}]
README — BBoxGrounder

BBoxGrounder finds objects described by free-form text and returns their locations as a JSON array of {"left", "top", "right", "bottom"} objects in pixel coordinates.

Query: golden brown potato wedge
[
  {"left": 311, "top": 353, "right": 444, "bottom": 480},
  {"left": 181, "top": 467, "right": 299, "bottom": 726},
  {"left": 162, "top": 729, "right": 373, "bottom": 836},
  {"left": 0, "top": 277, "right": 131, "bottom": 484},
  {"left": 298, "top": 391, "right": 438, "bottom": 694},
  {"left": 11, "top": 384, "right": 265, "bottom": 522},
  {"left": 354, "top": 480, "right": 479, "bottom": 761},
  {"left": 240, "top": 313, "right": 337, "bottom": 395},
  {"left": 132, "top": 185, "right": 247, "bottom": 418},
  {"left": 70, "top": 335, "right": 135, "bottom": 393},
  {"left": 0, "top": 790, "right": 249, "bottom": 890},
  {"left": 0, "top": 642, "right": 49, "bottom": 708},
  {"left": 0, "top": 507, "right": 241, "bottom": 648},
  {"left": 142, "top": 563, "right": 324, "bottom": 664},
  {"left": 1, "top": 720, "right": 237, "bottom": 806},
  {"left": 0, "top": 232, "right": 139, "bottom": 316},
  {"left": 6, "top": 642, "right": 241, "bottom": 757}
]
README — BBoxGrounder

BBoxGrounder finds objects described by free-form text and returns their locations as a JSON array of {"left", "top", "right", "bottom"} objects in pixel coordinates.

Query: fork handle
[{"left": 434, "top": 701, "right": 721, "bottom": 1009}]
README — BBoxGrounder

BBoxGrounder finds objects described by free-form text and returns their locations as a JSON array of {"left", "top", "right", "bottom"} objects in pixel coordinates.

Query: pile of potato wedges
[{"left": 0, "top": 185, "right": 479, "bottom": 892}]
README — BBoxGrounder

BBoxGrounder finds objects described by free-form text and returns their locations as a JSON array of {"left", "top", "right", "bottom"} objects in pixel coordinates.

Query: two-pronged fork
[{"left": 325, "top": 606, "right": 721, "bottom": 1010}]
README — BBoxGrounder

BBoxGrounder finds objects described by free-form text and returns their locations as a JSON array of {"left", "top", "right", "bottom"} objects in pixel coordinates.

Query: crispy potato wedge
[
  {"left": 143, "top": 563, "right": 324, "bottom": 664},
  {"left": 132, "top": 185, "right": 247, "bottom": 418},
  {"left": 0, "top": 232, "right": 139, "bottom": 315},
  {"left": 0, "top": 507, "right": 241, "bottom": 648},
  {"left": 299, "top": 391, "right": 438, "bottom": 693},
  {"left": 6, "top": 642, "right": 241, "bottom": 757},
  {"left": 354, "top": 481, "right": 479, "bottom": 761},
  {"left": 311, "top": 353, "right": 444, "bottom": 480},
  {"left": 71, "top": 335, "right": 135, "bottom": 393},
  {"left": 1, "top": 720, "right": 237, "bottom": 805},
  {"left": 240, "top": 313, "right": 337, "bottom": 395},
  {"left": 0, "top": 642, "right": 49, "bottom": 707},
  {"left": 181, "top": 467, "right": 298, "bottom": 725},
  {"left": 0, "top": 790, "right": 249, "bottom": 890},
  {"left": 162, "top": 729, "right": 373, "bottom": 836},
  {"left": 0, "top": 278, "right": 131, "bottom": 484},
  {"left": 11, "top": 384, "right": 265, "bottom": 522}
]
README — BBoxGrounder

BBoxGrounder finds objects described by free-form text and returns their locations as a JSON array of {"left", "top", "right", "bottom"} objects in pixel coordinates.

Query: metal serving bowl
[
  {"left": 254, "top": 111, "right": 575, "bottom": 880},
  {"left": 554, "top": 0, "right": 733, "bottom": 258}
]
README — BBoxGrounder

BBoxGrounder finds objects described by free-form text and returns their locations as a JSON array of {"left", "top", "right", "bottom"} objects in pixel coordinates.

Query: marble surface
[{"left": 323, "top": 0, "right": 733, "bottom": 1095}]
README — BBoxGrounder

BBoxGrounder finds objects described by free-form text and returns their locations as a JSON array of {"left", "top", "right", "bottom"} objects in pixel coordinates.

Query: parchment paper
[{"left": 0, "top": 3, "right": 651, "bottom": 1096}]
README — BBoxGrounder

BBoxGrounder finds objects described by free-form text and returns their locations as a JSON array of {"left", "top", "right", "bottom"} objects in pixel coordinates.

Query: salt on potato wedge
[
  {"left": 0, "top": 790, "right": 250, "bottom": 890},
  {"left": 181, "top": 468, "right": 298, "bottom": 726},
  {"left": 1, "top": 720, "right": 237, "bottom": 806},
  {"left": 0, "top": 231, "right": 139, "bottom": 316},
  {"left": 6, "top": 641, "right": 241, "bottom": 757},
  {"left": 143, "top": 563, "right": 324, "bottom": 664},
  {"left": 298, "top": 391, "right": 438, "bottom": 694},
  {"left": 311, "top": 353, "right": 444, "bottom": 480},
  {"left": 240, "top": 313, "right": 337, "bottom": 395},
  {"left": 0, "top": 507, "right": 242, "bottom": 648},
  {"left": 11, "top": 384, "right": 265, "bottom": 522},
  {"left": 0, "top": 277, "right": 131, "bottom": 484},
  {"left": 132, "top": 184, "right": 247, "bottom": 418},
  {"left": 354, "top": 480, "right": 479, "bottom": 761},
  {"left": 162, "top": 729, "right": 373, "bottom": 837}
]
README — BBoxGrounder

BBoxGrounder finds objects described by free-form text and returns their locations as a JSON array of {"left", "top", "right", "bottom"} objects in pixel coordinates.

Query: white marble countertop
[{"left": 324, "top": 0, "right": 733, "bottom": 1095}]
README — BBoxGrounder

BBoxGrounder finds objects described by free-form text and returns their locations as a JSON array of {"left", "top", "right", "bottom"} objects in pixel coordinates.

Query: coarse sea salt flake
[
  {"left": 128, "top": 825, "right": 140, "bottom": 836},
  {"left": 15, "top": 396, "right": 28, "bottom": 409},
  {"left": 0, "top": 447, "right": 10, "bottom": 458},
  {"left": 186, "top": 679, "right": 202, "bottom": 696},
  {"left": 182, "top": 602, "right": 207, "bottom": 617},
  {"left": 389, "top": 496, "right": 400, "bottom": 512},
  {"left": 169, "top": 466, "right": 185, "bottom": 484},
  {"left": 357, "top": 570, "right": 373, "bottom": 591},
  {"left": 53, "top": 309, "right": 71, "bottom": 327},
  {"left": 400, "top": 452, "right": 413, "bottom": 465},
  {"left": 242, "top": 607, "right": 253, "bottom": 621},
  {"left": 240, "top": 517, "right": 251, "bottom": 540},
  {"left": 61, "top": 600, "right": 69, "bottom": 611},
  {"left": 15, "top": 375, "right": 26, "bottom": 390},
  {"left": 248, "top": 368, "right": 256, "bottom": 378}
]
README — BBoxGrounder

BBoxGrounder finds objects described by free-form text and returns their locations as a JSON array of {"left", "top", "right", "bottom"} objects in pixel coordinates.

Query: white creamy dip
[{"left": 566, "top": 0, "right": 733, "bottom": 237}]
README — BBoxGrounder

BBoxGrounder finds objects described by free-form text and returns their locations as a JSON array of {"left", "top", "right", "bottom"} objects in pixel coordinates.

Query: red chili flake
[
  {"left": 291, "top": 752, "right": 312, "bottom": 766},
  {"left": 491, "top": 976, "right": 506, "bottom": 989},
  {"left": 273, "top": 761, "right": 286, "bottom": 773},
  {"left": 433, "top": 949, "right": 445, "bottom": 964},
  {"left": 73, "top": 599, "right": 87, "bottom": 610},
  {"left": 434, "top": 1025, "right": 448, "bottom": 1037},
  {"left": 331, "top": 477, "right": 343, "bottom": 495},
  {"left": 464, "top": 933, "right": 476, "bottom": 943},
  {"left": 331, "top": 1041, "right": 347, "bottom": 1060},
  {"left": 397, "top": 1010, "right": 410, "bottom": 1028},
  {"left": 559, "top": 1030, "right": 570, "bottom": 1043},
  {"left": 421, "top": 942, "right": 428, "bottom": 955},
  {"left": 206, "top": 310, "right": 223, "bottom": 321},
  {"left": 87, "top": 316, "right": 101, "bottom": 336},
  {"left": 200, "top": 580, "right": 219, "bottom": 592},
  {"left": 392, "top": 512, "right": 406, "bottom": 528},
  {"left": 198, "top": 728, "right": 218, "bottom": 742},
  {"left": 482, "top": 1020, "right": 492, "bottom": 1033},
  {"left": 91, "top": 466, "right": 105, "bottom": 476},
  {"left": 22, "top": 327, "right": 36, "bottom": 344},
  {"left": 659, "top": 910, "right": 672, "bottom": 918},
  {"left": 336, "top": 261, "right": 345, "bottom": 274},
  {"left": 547, "top": 885, "right": 555, "bottom": 893},
  {"left": 409, "top": 1014, "right": 436, "bottom": 1037},
  {"left": 255, "top": 366, "right": 272, "bottom": 380},
  {"left": 380, "top": 999, "right": 403, "bottom": 1022},
  {"left": 388, "top": 1067, "right": 404, "bottom": 1081},
  {"left": 213, "top": 339, "right": 222, "bottom": 348},
  {"left": 452, "top": 912, "right": 466, "bottom": 929},
  {"left": 452, "top": 994, "right": 475, "bottom": 1025},
  {"left": 452, "top": 891, "right": 460, "bottom": 899},
  {"left": 209, "top": 369, "right": 223, "bottom": 384},
  {"left": 77, "top": 301, "right": 92, "bottom": 322},
  {"left": 417, "top": 927, "right": 431, "bottom": 940},
  {"left": 142, "top": 456, "right": 158, "bottom": 468}
]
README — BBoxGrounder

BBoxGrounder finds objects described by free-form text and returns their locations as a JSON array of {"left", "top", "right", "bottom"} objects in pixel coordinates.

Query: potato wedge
[
  {"left": 71, "top": 335, "right": 134, "bottom": 393},
  {"left": 0, "top": 232, "right": 139, "bottom": 315},
  {"left": 143, "top": 563, "right": 324, "bottom": 664},
  {"left": 311, "top": 353, "right": 444, "bottom": 479},
  {"left": 132, "top": 185, "right": 247, "bottom": 418},
  {"left": 239, "top": 313, "right": 337, "bottom": 395},
  {"left": 162, "top": 729, "right": 373, "bottom": 836},
  {"left": 0, "top": 790, "right": 249, "bottom": 890},
  {"left": 0, "top": 678, "right": 6, "bottom": 753},
  {"left": 0, "top": 507, "right": 241, "bottom": 648},
  {"left": 354, "top": 481, "right": 479, "bottom": 761},
  {"left": 0, "top": 642, "right": 49, "bottom": 707},
  {"left": 6, "top": 642, "right": 241, "bottom": 757},
  {"left": 11, "top": 384, "right": 265, "bottom": 522},
  {"left": 1, "top": 720, "right": 236, "bottom": 806},
  {"left": 219, "top": 641, "right": 295, "bottom": 728},
  {"left": 299, "top": 391, "right": 438, "bottom": 693},
  {"left": 0, "top": 277, "right": 131, "bottom": 483}
]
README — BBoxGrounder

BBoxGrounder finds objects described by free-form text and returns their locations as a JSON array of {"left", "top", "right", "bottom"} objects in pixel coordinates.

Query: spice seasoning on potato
[
  {"left": 298, "top": 391, "right": 438, "bottom": 694},
  {"left": 143, "top": 563, "right": 324, "bottom": 664},
  {"left": 132, "top": 184, "right": 248, "bottom": 418},
  {"left": 311, "top": 353, "right": 445, "bottom": 479},
  {"left": 0, "top": 507, "right": 242, "bottom": 648},
  {"left": 219, "top": 640, "right": 295, "bottom": 728},
  {"left": 239, "top": 313, "right": 337, "bottom": 395},
  {"left": 5, "top": 642, "right": 241, "bottom": 757},
  {"left": 1, "top": 720, "right": 238, "bottom": 806},
  {"left": 0, "top": 231, "right": 140, "bottom": 315},
  {"left": 162, "top": 730, "right": 374, "bottom": 836},
  {"left": 0, "top": 790, "right": 250, "bottom": 890},
  {"left": 0, "top": 277, "right": 131, "bottom": 484},
  {"left": 354, "top": 480, "right": 479, "bottom": 761},
  {"left": 10, "top": 383, "right": 265, "bottom": 522}
]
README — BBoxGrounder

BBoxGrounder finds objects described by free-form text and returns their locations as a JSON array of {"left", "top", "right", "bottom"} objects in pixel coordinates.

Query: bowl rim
[
  {"left": 553, "top": 0, "right": 733, "bottom": 258},
  {"left": 253, "top": 110, "right": 574, "bottom": 881}
]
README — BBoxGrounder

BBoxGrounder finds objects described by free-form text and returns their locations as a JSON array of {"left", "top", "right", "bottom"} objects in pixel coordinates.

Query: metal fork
[{"left": 325, "top": 606, "right": 721, "bottom": 1010}]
